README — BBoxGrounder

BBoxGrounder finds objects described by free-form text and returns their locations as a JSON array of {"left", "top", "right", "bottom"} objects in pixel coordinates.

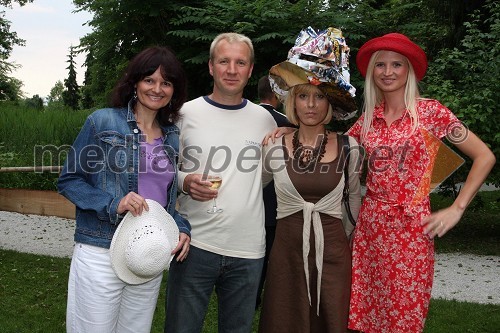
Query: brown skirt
[{"left": 258, "top": 211, "right": 351, "bottom": 333}]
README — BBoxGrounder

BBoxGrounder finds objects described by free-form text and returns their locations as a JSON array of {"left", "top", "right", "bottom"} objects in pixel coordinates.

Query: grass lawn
[
  {"left": 1, "top": 249, "right": 499, "bottom": 333},
  {"left": 0, "top": 191, "right": 498, "bottom": 332}
]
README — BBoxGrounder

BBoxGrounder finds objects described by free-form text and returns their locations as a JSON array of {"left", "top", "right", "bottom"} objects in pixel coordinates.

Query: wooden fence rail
[
  {"left": 0, "top": 166, "right": 63, "bottom": 173},
  {"left": 0, "top": 188, "right": 75, "bottom": 219},
  {"left": 0, "top": 166, "right": 73, "bottom": 218}
]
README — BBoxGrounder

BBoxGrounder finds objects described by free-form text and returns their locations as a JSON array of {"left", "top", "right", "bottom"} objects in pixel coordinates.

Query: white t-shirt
[{"left": 177, "top": 96, "right": 277, "bottom": 259}]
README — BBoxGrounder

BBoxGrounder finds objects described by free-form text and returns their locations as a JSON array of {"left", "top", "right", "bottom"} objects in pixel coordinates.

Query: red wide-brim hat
[{"left": 356, "top": 33, "right": 428, "bottom": 81}]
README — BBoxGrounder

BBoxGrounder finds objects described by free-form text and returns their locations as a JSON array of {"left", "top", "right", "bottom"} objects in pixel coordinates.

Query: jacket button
[{"left": 133, "top": 128, "right": 139, "bottom": 134}]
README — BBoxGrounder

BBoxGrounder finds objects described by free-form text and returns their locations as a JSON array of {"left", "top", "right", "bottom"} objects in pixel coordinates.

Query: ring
[{"left": 132, "top": 201, "right": 137, "bottom": 206}]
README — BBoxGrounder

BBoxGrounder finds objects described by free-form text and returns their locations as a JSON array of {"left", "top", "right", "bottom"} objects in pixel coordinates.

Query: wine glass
[{"left": 206, "top": 174, "right": 223, "bottom": 214}]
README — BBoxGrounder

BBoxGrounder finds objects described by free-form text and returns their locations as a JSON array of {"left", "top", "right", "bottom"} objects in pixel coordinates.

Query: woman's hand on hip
[{"left": 421, "top": 204, "right": 464, "bottom": 239}]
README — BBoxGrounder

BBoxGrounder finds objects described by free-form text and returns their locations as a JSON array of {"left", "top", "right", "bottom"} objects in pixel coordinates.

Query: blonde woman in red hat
[
  {"left": 260, "top": 27, "right": 362, "bottom": 333},
  {"left": 346, "top": 33, "right": 496, "bottom": 332}
]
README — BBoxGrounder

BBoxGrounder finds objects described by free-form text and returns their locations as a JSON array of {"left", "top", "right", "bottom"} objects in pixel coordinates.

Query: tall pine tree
[
  {"left": 80, "top": 48, "right": 94, "bottom": 109},
  {"left": 62, "top": 45, "right": 80, "bottom": 110}
]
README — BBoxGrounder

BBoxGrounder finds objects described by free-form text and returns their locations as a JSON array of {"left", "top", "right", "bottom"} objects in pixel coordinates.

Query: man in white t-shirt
[{"left": 164, "top": 32, "right": 276, "bottom": 333}]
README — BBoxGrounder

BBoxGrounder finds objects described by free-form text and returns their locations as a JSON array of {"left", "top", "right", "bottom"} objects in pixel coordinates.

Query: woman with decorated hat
[
  {"left": 347, "top": 33, "right": 495, "bottom": 332},
  {"left": 259, "top": 27, "right": 362, "bottom": 333}
]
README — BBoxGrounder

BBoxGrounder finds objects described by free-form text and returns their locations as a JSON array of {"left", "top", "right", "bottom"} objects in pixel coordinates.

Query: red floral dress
[{"left": 346, "top": 99, "right": 461, "bottom": 333}]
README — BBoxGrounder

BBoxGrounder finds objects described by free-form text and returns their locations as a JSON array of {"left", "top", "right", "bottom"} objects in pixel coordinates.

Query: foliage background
[
  {"left": 0, "top": 2, "right": 498, "bottom": 331},
  {"left": 0, "top": 0, "right": 498, "bottom": 188}
]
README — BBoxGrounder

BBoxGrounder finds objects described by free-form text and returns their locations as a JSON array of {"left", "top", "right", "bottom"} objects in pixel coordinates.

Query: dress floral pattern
[{"left": 346, "top": 99, "right": 461, "bottom": 332}]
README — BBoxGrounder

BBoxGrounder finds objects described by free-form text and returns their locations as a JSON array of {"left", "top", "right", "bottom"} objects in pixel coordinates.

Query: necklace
[{"left": 292, "top": 129, "right": 328, "bottom": 171}]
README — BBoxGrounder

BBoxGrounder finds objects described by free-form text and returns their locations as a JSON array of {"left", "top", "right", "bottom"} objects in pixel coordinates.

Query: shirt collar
[
  {"left": 373, "top": 101, "right": 410, "bottom": 120},
  {"left": 374, "top": 103, "right": 385, "bottom": 119}
]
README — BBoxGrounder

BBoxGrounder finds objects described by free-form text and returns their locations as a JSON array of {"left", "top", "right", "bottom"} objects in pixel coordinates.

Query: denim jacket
[{"left": 57, "top": 102, "right": 191, "bottom": 249}]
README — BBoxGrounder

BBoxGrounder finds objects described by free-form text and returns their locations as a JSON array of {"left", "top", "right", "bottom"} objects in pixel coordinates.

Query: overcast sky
[{"left": 4, "top": 0, "right": 92, "bottom": 98}]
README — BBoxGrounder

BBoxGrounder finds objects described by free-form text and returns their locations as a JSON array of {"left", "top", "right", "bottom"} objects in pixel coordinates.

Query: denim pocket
[{"left": 97, "top": 131, "right": 129, "bottom": 173}]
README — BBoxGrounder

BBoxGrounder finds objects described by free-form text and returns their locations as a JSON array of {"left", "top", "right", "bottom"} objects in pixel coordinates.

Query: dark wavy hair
[{"left": 110, "top": 46, "right": 187, "bottom": 125}]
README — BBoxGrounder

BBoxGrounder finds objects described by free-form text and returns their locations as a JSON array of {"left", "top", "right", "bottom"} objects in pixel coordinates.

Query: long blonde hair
[{"left": 360, "top": 51, "right": 421, "bottom": 143}]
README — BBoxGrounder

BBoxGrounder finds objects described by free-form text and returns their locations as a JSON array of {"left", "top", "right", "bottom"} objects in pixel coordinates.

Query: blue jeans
[{"left": 164, "top": 246, "right": 264, "bottom": 333}]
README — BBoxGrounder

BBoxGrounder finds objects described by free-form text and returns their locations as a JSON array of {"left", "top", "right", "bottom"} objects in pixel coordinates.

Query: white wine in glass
[{"left": 207, "top": 175, "right": 223, "bottom": 214}]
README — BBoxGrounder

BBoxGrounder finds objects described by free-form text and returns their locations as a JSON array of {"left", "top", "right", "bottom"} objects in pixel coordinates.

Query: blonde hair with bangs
[
  {"left": 360, "top": 51, "right": 421, "bottom": 143},
  {"left": 284, "top": 84, "right": 333, "bottom": 126}
]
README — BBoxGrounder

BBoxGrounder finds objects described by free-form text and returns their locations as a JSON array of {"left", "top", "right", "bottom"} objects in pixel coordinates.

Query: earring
[{"left": 133, "top": 89, "right": 137, "bottom": 100}]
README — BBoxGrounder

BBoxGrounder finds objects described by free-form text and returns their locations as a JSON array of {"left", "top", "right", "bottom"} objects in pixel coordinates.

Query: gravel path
[{"left": 0, "top": 210, "right": 498, "bottom": 305}]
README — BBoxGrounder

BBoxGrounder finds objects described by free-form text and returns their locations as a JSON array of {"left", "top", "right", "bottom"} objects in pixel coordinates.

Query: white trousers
[{"left": 66, "top": 243, "right": 163, "bottom": 333}]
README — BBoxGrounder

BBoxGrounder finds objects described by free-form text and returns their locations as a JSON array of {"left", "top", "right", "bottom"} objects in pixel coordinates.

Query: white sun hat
[{"left": 110, "top": 199, "right": 179, "bottom": 285}]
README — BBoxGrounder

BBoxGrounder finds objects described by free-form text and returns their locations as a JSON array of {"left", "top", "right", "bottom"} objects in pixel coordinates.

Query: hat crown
[
  {"left": 125, "top": 225, "right": 172, "bottom": 278},
  {"left": 384, "top": 33, "right": 410, "bottom": 41},
  {"left": 110, "top": 199, "right": 179, "bottom": 285},
  {"left": 269, "top": 26, "right": 357, "bottom": 120},
  {"left": 289, "top": 27, "right": 345, "bottom": 64},
  {"left": 287, "top": 27, "right": 351, "bottom": 84},
  {"left": 356, "top": 32, "right": 428, "bottom": 81}
]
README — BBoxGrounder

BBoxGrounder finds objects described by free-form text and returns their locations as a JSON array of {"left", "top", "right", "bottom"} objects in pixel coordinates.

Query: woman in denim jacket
[{"left": 58, "top": 46, "right": 191, "bottom": 333}]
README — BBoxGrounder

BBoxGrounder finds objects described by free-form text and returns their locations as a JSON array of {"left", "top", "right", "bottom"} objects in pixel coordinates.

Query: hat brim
[
  {"left": 269, "top": 61, "right": 357, "bottom": 120},
  {"left": 110, "top": 199, "right": 179, "bottom": 285}
]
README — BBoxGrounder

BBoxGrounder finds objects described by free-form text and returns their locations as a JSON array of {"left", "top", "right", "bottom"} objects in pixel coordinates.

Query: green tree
[
  {"left": 62, "top": 46, "right": 80, "bottom": 110},
  {"left": 74, "top": 0, "right": 191, "bottom": 106},
  {"left": 74, "top": 0, "right": 367, "bottom": 103},
  {"left": 24, "top": 94, "right": 43, "bottom": 110},
  {"left": 0, "top": 72, "right": 22, "bottom": 100},
  {"left": 72, "top": 0, "right": 498, "bottom": 186},
  {"left": 0, "top": 0, "right": 33, "bottom": 5},
  {"left": 74, "top": 0, "right": 488, "bottom": 104},
  {"left": 424, "top": 0, "right": 499, "bottom": 185},
  {"left": 0, "top": 13, "right": 23, "bottom": 100},
  {"left": 343, "top": 0, "right": 491, "bottom": 82},
  {"left": 1, "top": 1, "right": 34, "bottom": 100},
  {"left": 166, "top": 0, "right": 375, "bottom": 100},
  {"left": 80, "top": 48, "right": 94, "bottom": 109},
  {"left": 47, "top": 80, "right": 65, "bottom": 110}
]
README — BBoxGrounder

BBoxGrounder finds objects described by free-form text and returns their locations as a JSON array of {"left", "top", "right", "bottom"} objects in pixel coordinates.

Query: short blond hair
[
  {"left": 209, "top": 32, "right": 255, "bottom": 64},
  {"left": 284, "top": 84, "right": 333, "bottom": 126}
]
